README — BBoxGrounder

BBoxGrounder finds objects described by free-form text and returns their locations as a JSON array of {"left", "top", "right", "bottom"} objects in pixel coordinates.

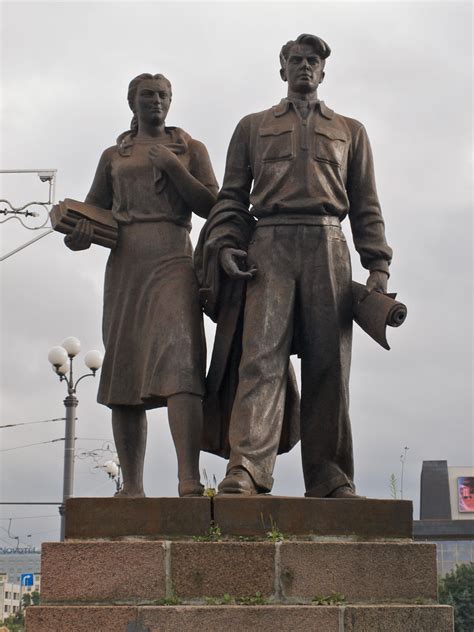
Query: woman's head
[{"left": 127, "top": 73, "right": 172, "bottom": 135}]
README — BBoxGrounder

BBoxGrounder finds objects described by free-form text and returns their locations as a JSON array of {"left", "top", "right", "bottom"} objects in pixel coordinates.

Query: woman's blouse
[{"left": 85, "top": 127, "right": 218, "bottom": 230}]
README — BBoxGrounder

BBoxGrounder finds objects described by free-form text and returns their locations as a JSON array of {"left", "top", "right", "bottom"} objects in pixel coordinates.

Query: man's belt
[{"left": 255, "top": 215, "right": 341, "bottom": 228}]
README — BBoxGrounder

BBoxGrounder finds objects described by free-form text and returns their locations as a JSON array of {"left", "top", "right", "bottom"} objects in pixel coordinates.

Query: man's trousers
[{"left": 227, "top": 222, "right": 355, "bottom": 497}]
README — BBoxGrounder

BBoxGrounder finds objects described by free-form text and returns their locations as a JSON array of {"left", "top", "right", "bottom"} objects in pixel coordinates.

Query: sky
[{"left": 0, "top": 1, "right": 472, "bottom": 549}]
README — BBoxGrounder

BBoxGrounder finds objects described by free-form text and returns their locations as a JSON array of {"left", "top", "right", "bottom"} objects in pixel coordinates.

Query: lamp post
[
  {"left": 103, "top": 457, "right": 122, "bottom": 494},
  {"left": 47, "top": 337, "right": 103, "bottom": 541}
]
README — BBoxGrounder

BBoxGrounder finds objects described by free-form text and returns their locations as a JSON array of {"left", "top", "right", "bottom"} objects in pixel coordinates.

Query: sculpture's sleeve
[
  {"left": 346, "top": 125, "right": 392, "bottom": 274},
  {"left": 189, "top": 140, "right": 219, "bottom": 196},
  {"left": 216, "top": 120, "right": 253, "bottom": 215},
  {"left": 84, "top": 148, "right": 114, "bottom": 210},
  {"left": 194, "top": 120, "right": 256, "bottom": 319}
]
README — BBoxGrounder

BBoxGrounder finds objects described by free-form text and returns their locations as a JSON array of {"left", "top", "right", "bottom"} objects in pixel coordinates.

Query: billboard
[{"left": 457, "top": 477, "right": 474, "bottom": 512}]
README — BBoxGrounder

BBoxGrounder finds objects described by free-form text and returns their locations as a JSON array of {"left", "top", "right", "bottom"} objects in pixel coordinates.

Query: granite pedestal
[{"left": 26, "top": 497, "right": 453, "bottom": 632}]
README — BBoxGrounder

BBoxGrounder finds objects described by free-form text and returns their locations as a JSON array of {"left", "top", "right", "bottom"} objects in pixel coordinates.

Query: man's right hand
[
  {"left": 64, "top": 218, "right": 93, "bottom": 251},
  {"left": 220, "top": 247, "right": 257, "bottom": 280}
]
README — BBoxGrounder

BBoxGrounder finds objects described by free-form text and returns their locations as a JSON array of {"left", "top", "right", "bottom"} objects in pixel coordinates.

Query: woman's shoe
[{"left": 179, "top": 479, "right": 204, "bottom": 497}]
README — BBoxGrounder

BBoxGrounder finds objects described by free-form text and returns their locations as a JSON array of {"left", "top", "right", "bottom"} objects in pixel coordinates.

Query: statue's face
[
  {"left": 282, "top": 43, "right": 324, "bottom": 95},
  {"left": 135, "top": 79, "right": 171, "bottom": 126}
]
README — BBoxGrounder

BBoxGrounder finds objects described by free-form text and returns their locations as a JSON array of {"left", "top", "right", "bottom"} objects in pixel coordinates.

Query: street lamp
[
  {"left": 103, "top": 456, "right": 122, "bottom": 494},
  {"left": 47, "top": 336, "right": 103, "bottom": 541}
]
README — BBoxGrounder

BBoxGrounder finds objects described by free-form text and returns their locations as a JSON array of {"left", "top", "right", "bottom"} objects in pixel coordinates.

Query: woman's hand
[
  {"left": 64, "top": 218, "right": 93, "bottom": 251},
  {"left": 148, "top": 144, "right": 180, "bottom": 172},
  {"left": 220, "top": 247, "right": 257, "bottom": 280},
  {"left": 149, "top": 143, "right": 216, "bottom": 217}
]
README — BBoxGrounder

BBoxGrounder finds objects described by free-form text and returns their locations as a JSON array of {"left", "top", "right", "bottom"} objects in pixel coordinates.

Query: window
[{"left": 4, "top": 591, "right": 9, "bottom": 598}]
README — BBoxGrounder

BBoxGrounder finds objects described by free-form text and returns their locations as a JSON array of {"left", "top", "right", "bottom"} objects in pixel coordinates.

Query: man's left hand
[{"left": 365, "top": 270, "right": 388, "bottom": 294}]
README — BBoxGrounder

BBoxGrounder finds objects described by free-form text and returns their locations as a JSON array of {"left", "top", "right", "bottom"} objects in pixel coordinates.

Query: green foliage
[
  {"left": 30, "top": 591, "right": 40, "bottom": 606},
  {"left": 4, "top": 612, "right": 25, "bottom": 631},
  {"left": 192, "top": 522, "right": 222, "bottom": 542},
  {"left": 389, "top": 473, "right": 398, "bottom": 499},
  {"left": 438, "top": 563, "right": 474, "bottom": 632},
  {"left": 204, "top": 592, "right": 267, "bottom": 605},
  {"left": 202, "top": 469, "right": 217, "bottom": 497},
  {"left": 260, "top": 513, "right": 285, "bottom": 542},
  {"left": 312, "top": 591, "right": 346, "bottom": 605},
  {"left": 236, "top": 591, "right": 267, "bottom": 605},
  {"left": 20, "top": 590, "right": 40, "bottom": 610}
]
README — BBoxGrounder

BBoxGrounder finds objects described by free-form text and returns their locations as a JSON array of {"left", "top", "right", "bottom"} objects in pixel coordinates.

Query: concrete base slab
[
  {"left": 214, "top": 496, "right": 413, "bottom": 539},
  {"left": 41, "top": 541, "right": 166, "bottom": 603},
  {"left": 40, "top": 540, "right": 437, "bottom": 604},
  {"left": 26, "top": 606, "right": 137, "bottom": 632},
  {"left": 26, "top": 604, "right": 453, "bottom": 632},
  {"left": 65, "top": 496, "right": 413, "bottom": 540},
  {"left": 65, "top": 497, "right": 211, "bottom": 539},
  {"left": 344, "top": 605, "right": 453, "bottom": 632}
]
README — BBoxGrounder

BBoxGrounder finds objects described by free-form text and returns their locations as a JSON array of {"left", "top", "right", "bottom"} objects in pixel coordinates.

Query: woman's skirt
[{"left": 97, "top": 221, "right": 206, "bottom": 408}]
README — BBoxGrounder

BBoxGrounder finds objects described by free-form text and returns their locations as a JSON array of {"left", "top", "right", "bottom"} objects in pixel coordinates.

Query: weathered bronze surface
[
  {"left": 64, "top": 73, "right": 218, "bottom": 497},
  {"left": 196, "top": 34, "right": 395, "bottom": 498},
  {"left": 352, "top": 281, "right": 407, "bottom": 350}
]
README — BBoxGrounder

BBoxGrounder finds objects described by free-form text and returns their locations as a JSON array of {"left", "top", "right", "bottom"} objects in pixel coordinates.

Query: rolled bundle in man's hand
[{"left": 352, "top": 281, "right": 407, "bottom": 350}]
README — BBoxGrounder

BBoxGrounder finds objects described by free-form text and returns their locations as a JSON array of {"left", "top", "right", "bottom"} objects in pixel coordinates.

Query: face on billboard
[{"left": 457, "top": 477, "right": 474, "bottom": 512}]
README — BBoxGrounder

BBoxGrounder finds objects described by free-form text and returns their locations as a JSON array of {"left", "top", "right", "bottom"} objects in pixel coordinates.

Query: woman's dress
[{"left": 84, "top": 127, "right": 218, "bottom": 408}]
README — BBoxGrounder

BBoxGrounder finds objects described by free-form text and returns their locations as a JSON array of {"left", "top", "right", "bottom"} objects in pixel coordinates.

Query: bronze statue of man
[{"left": 197, "top": 34, "right": 392, "bottom": 498}]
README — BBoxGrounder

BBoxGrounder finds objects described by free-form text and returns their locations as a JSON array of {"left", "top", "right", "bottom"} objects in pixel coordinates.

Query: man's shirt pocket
[{"left": 259, "top": 124, "right": 295, "bottom": 162}]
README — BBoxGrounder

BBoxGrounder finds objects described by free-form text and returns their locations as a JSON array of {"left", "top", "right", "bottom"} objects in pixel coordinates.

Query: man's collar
[{"left": 272, "top": 98, "right": 334, "bottom": 119}]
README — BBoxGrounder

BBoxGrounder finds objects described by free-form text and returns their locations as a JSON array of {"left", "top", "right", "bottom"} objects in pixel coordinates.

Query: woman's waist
[
  {"left": 114, "top": 220, "right": 194, "bottom": 258},
  {"left": 115, "top": 214, "right": 191, "bottom": 229}
]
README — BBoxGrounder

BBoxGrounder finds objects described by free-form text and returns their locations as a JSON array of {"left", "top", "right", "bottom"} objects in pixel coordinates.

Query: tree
[
  {"left": 21, "top": 593, "right": 31, "bottom": 608},
  {"left": 438, "top": 563, "right": 474, "bottom": 632},
  {"left": 4, "top": 611, "right": 24, "bottom": 632}
]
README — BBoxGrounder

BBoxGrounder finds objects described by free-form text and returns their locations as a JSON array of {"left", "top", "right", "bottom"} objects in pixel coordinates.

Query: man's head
[{"left": 280, "top": 34, "right": 331, "bottom": 97}]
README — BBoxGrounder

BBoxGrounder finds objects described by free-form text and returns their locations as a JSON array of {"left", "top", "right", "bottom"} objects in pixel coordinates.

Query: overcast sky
[{"left": 1, "top": 1, "right": 472, "bottom": 549}]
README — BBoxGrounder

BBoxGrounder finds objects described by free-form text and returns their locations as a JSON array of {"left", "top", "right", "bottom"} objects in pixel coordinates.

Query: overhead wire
[
  {"left": 0, "top": 516, "right": 58, "bottom": 521},
  {"left": 1, "top": 437, "right": 114, "bottom": 452},
  {"left": 0, "top": 525, "right": 31, "bottom": 547},
  {"left": 0, "top": 438, "right": 65, "bottom": 452},
  {"left": 0, "top": 417, "right": 66, "bottom": 429}
]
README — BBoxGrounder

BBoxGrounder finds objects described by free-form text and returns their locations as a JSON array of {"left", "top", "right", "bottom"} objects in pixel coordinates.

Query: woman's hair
[{"left": 127, "top": 73, "right": 172, "bottom": 136}]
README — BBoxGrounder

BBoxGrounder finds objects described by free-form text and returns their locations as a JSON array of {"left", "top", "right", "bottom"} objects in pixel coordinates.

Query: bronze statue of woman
[{"left": 65, "top": 73, "right": 218, "bottom": 497}]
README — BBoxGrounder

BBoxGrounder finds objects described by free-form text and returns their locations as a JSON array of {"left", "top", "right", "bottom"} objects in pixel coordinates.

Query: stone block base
[
  {"left": 29, "top": 497, "right": 452, "bottom": 631},
  {"left": 26, "top": 604, "right": 453, "bottom": 632},
  {"left": 40, "top": 540, "right": 437, "bottom": 604},
  {"left": 214, "top": 496, "right": 412, "bottom": 538},
  {"left": 65, "top": 496, "right": 412, "bottom": 539}
]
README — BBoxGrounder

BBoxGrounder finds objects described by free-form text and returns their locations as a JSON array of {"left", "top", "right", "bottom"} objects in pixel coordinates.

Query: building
[
  {"left": 0, "top": 550, "right": 42, "bottom": 623},
  {"left": 414, "top": 460, "right": 474, "bottom": 575},
  {"left": 0, "top": 572, "right": 41, "bottom": 622},
  {"left": 0, "top": 550, "right": 41, "bottom": 583}
]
